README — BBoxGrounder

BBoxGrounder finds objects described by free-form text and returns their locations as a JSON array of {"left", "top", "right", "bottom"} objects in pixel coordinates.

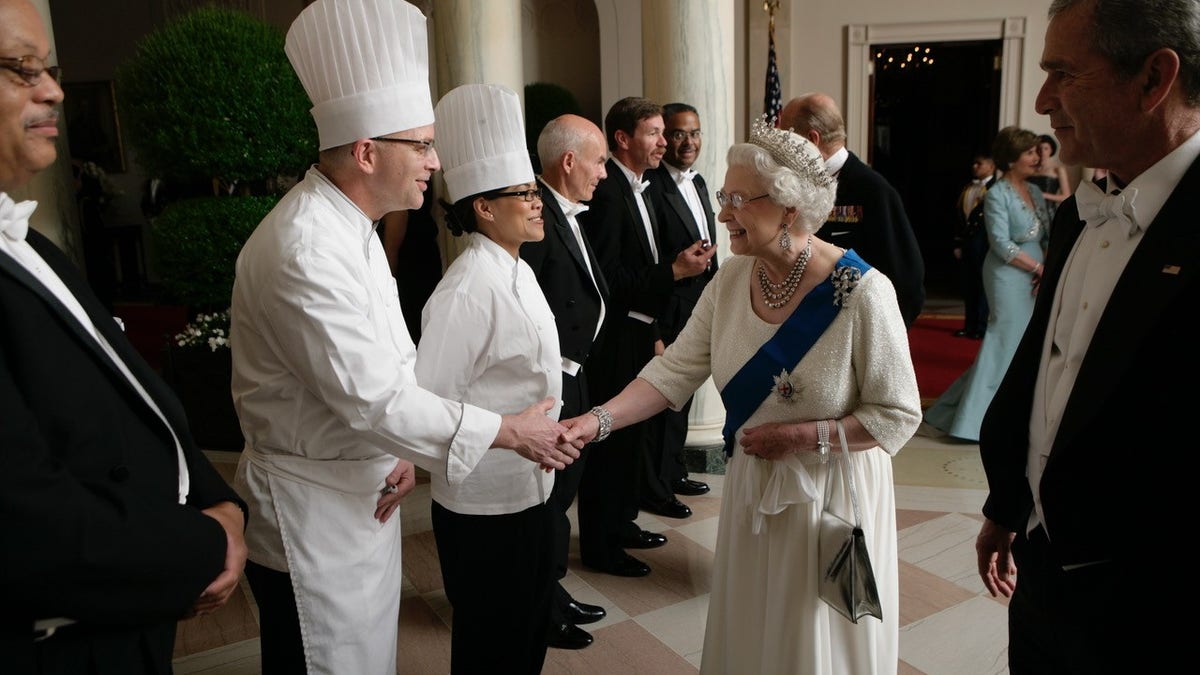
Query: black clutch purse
[{"left": 817, "top": 420, "right": 883, "bottom": 624}]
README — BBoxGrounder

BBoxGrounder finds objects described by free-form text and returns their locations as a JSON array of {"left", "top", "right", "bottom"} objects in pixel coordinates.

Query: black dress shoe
[
  {"left": 620, "top": 530, "right": 667, "bottom": 549},
  {"left": 547, "top": 623, "right": 593, "bottom": 650},
  {"left": 564, "top": 599, "right": 606, "bottom": 625},
  {"left": 672, "top": 478, "right": 710, "bottom": 496},
  {"left": 641, "top": 497, "right": 693, "bottom": 519},
  {"left": 953, "top": 329, "right": 970, "bottom": 338},
  {"left": 587, "top": 553, "right": 651, "bottom": 577}
]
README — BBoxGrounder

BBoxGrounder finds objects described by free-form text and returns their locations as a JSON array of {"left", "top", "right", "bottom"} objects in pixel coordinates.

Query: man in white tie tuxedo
[
  {"left": 577, "top": 97, "right": 715, "bottom": 579},
  {"left": 976, "top": 0, "right": 1200, "bottom": 671},
  {"left": 0, "top": 1, "right": 248, "bottom": 671},
  {"left": 521, "top": 114, "right": 611, "bottom": 650},
  {"left": 642, "top": 102, "right": 716, "bottom": 517}
]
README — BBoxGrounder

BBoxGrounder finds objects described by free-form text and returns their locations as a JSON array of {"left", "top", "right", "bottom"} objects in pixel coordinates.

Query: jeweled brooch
[
  {"left": 772, "top": 368, "right": 798, "bottom": 403},
  {"left": 831, "top": 265, "right": 863, "bottom": 307}
]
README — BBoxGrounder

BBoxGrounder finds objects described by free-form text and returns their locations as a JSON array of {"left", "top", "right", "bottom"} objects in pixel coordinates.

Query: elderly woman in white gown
[{"left": 562, "top": 118, "right": 921, "bottom": 674}]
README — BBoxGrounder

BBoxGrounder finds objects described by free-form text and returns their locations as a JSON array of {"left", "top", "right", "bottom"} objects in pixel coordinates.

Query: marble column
[
  {"left": 641, "top": 0, "right": 734, "bottom": 460},
  {"left": 16, "top": 0, "right": 82, "bottom": 265},
  {"left": 430, "top": 0, "right": 526, "bottom": 263}
]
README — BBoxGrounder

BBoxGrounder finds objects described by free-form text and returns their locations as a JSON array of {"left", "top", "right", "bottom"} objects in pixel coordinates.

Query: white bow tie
[
  {"left": 1075, "top": 180, "right": 1140, "bottom": 237},
  {"left": 632, "top": 179, "right": 650, "bottom": 195},
  {"left": 0, "top": 193, "right": 37, "bottom": 242},
  {"left": 675, "top": 169, "right": 697, "bottom": 184},
  {"left": 564, "top": 202, "right": 589, "bottom": 218}
]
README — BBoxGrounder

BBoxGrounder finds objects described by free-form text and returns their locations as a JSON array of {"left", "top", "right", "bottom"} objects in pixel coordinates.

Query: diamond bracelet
[
  {"left": 816, "top": 419, "right": 831, "bottom": 463},
  {"left": 589, "top": 406, "right": 613, "bottom": 443}
]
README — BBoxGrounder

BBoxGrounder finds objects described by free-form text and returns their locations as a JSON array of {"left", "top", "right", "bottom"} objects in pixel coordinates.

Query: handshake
[{"left": 499, "top": 397, "right": 608, "bottom": 472}]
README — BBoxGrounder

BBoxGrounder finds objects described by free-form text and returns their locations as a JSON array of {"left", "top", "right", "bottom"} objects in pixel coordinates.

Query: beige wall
[{"left": 753, "top": 0, "right": 1057, "bottom": 146}]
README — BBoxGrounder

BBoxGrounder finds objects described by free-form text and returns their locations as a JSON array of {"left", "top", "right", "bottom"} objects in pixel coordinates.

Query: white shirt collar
[
  {"left": 611, "top": 157, "right": 645, "bottom": 189},
  {"left": 664, "top": 162, "right": 697, "bottom": 184},
  {"left": 541, "top": 181, "right": 587, "bottom": 218},
  {"left": 825, "top": 146, "right": 850, "bottom": 176},
  {"left": 1114, "top": 128, "right": 1200, "bottom": 232}
]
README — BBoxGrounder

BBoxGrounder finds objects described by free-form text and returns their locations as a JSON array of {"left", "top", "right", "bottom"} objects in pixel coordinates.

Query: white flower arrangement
[{"left": 175, "top": 309, "right": 231, "bottom": 352}]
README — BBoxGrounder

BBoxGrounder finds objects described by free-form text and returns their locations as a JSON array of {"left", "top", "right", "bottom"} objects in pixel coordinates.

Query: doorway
[{"left": 868, "top": 40, "right": 1002, "bottom": 298}]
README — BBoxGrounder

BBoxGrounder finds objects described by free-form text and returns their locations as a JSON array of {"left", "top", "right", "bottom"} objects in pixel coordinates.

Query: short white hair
[{"left": 726, "top": 143, "right": 836, "bottom": 234}]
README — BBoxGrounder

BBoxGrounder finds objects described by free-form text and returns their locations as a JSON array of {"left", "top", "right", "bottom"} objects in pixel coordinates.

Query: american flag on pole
[{"left": 763, "top": 6, "right": 782, "bottom": 126}]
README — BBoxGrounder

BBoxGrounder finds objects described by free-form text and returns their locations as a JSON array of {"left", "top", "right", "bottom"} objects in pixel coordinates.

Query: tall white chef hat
[
  {"left": 435, "top": 84, "right": 535, "bottom": 203},
  {"left": 285, "top": 0, "right": 434, "bottom": 151}
]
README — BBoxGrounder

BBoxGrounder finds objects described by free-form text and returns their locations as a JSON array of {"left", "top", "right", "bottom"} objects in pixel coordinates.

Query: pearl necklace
[{"left": 757, "top": 236, "right": 812, "bottom": 309}]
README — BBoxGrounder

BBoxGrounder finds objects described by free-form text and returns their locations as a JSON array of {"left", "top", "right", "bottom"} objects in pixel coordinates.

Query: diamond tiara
[{"left": 748, "top": 115, "right": 835, "bottom": 189}]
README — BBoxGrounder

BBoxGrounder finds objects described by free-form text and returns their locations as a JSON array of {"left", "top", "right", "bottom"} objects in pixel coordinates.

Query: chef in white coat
[
  {"left": 416, "top": 83, "right": 562, "bottom": 675},
  {"left": 229, "top": 1, "right": 578, "bottom": 673}
]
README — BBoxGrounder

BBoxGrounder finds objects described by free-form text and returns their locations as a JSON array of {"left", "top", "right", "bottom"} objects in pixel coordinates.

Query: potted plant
[{"left": 114, "top": 7, "right": 316, "bottom": 449}]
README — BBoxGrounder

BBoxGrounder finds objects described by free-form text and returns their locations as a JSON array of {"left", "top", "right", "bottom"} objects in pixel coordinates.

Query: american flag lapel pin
[{"left": 1162, "top": 264, "right": 1182, "bottom": 275}]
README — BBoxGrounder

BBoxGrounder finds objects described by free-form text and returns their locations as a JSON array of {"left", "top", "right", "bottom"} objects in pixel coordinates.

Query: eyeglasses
[
  {"left": 489, "top": 187, "right": 544, "bottom": 203},
  {"left": 715, "top": 190, "right": 769, "bottom": 210},
  {"left": 0, "top": 55, "right": 61, "bottom": 86},
  {"left": 667, "top": 129, "right": 702, "bottom": 143},
  {"left": 372, "top": 136, "right": 436, "bottom": 156}
]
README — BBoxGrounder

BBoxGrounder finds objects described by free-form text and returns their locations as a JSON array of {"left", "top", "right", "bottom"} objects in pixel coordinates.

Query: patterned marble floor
[{"left": 172, "top": 424, "right": 1008, "bottom": 675}]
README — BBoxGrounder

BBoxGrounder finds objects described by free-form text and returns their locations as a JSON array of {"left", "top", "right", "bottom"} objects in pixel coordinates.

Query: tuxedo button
[
  {"left": 109, "top": 465, "right": 130, "bottom": 482},
  {"left": 567, "top": 299, "right": 577, "bottom": 307}
]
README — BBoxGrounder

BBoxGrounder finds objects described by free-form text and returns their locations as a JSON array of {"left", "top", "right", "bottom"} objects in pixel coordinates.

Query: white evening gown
[{"left": 639, "top": 253, "right": 921, "bottom": 675}]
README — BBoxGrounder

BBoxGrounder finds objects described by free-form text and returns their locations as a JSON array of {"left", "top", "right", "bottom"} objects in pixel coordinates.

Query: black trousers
[
  {"left": 1007, "top": 526, "right": 1155, "bottom": 674},
  {"left": 639, "top": 394, "right": 694, "bottom": 505},
  {"left": 244, "top": 560, "right": 307, "bottom": 675},
  {"left": 578, "top": 420, "right": 649, "bottom": 568},
  {"left": 579, "top": 318, "right": 655, "bottom": 568},
  {"left": 959, "top": 227, "right": 989, "bottom": 334},
  {"left": 548, "top": 370, "right": 590, "bottom": 626},
  {"left": 432, "top": 500, "right": 554, "bottom": 675}
]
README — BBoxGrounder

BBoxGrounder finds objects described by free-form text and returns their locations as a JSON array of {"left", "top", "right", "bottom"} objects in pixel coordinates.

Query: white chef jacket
[
  {"left": 415, "top": 232, "right": 562, "bottom": 515},
  {"left": 229, "top": 167, "right": 501, "bottom": 674}
]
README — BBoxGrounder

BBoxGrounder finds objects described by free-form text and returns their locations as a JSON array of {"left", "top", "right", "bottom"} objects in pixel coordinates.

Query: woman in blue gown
[{"left": 924, "top": 126, "right": 1050, "bottom": 441}]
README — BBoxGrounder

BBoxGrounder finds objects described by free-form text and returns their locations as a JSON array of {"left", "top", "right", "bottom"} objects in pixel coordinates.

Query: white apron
[{"left": 243, "top": 448, "right": 401, "bottom": 675}]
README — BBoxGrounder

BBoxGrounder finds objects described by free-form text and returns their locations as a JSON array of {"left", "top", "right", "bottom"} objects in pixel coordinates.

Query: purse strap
[{"left": 823, "top": 420, "right": 863, "bottom": 527}]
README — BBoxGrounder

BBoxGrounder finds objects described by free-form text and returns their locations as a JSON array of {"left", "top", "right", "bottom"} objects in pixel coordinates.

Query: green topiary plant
[
  {"left": 114, "top": 6, "right": 316, "bottom": 317},
  {"left": 115, "top": 7, "right": 316, "bottom": 187},
  {"left": 151, "top": 195, "right": 277, "bottom": 311}
]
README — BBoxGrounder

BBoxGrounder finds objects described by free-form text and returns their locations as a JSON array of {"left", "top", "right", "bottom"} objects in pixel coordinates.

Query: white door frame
[{"left": 845, "top": 17, "right": 1026, "bottom": 156}]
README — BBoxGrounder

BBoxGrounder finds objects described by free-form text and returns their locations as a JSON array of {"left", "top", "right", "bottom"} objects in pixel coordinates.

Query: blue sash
[{"left": 719, "top": 251, "right": 871, "bottom": 456}]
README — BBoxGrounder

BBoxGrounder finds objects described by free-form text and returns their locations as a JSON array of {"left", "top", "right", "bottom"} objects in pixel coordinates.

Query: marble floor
[{"left": 171, "top": 424, "right": 1008, "bottom": 675}]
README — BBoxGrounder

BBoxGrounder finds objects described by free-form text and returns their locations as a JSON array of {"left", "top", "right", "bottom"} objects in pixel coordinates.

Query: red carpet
[{"left": 908, "top": 315, "right": 980, "bottom": 405}]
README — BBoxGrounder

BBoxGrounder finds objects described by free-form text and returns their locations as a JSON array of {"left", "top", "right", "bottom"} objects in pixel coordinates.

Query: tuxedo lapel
[
  {"left": 21, "top": 231, "right": 187, "bottom": 442},
  {"left": 694, "top": 174, "right": 719, "bottom": 272},
  {"left": 537, "top": 179, "right": 609, "bottom": 300},
  {"left": 1053, "top": 156, "right": 1200, "bottom": 452},
  {"left": 0, "top": 241, "right": 126, "bottom": 384},
  {"left": 582, "top": 225, "right": 609, "bottom": 298},
  {"left": 654, "top": 167, "right": 703, "bottom": 242},
  {"left": 610, "top": 160, "right": 658, "bottom": 264},
  {"left": 539, "top": 180, "right": 589, "bottom": 272},
  {"left": 694, "top": 174, "right": 716, "bottom": 235}
]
